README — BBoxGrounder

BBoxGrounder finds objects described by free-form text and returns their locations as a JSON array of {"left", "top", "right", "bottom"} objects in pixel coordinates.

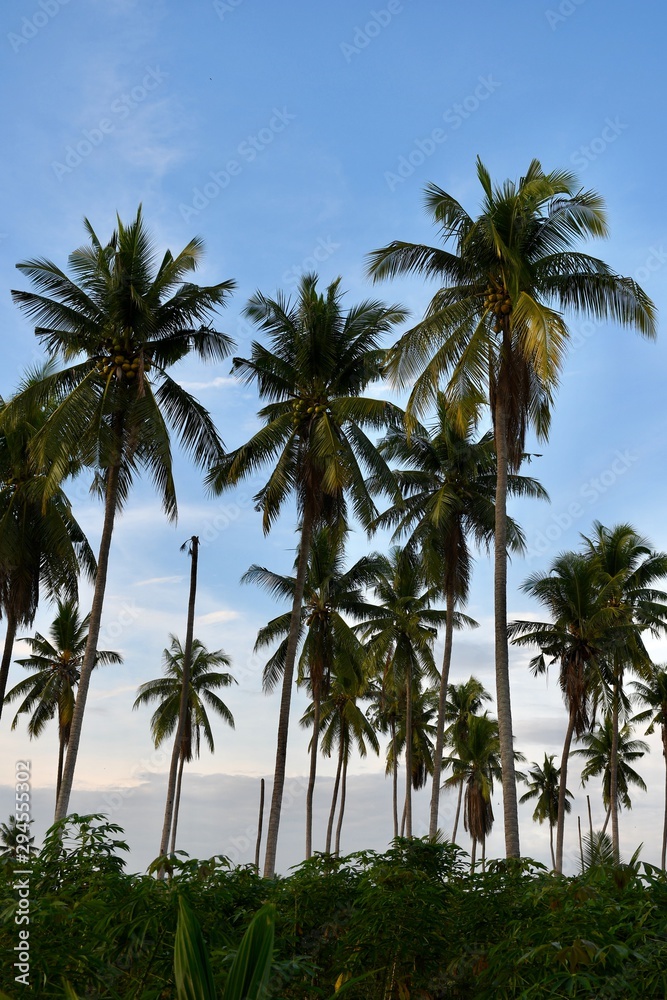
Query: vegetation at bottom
[{"left": 1, "top": 816, "right": 666, "bottom": 999}]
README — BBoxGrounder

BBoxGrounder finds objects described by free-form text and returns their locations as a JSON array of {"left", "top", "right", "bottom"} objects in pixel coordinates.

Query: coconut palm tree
[
  {"left": 583, "top": 523, "right": 667, "bottom": 860},
  {"left": 443, "top": 677, "right": 492, "bottom": 844},
  {"left": 4, "top": 599, "right": 121, "bottom": 806},
  {"left": 243, "top": 528, "right": 382, "bottom": 859},
  {"left": 0, "top": 371, "right": 96, "bottom": 718},
  {"left": 572, "top": 717, "right": 649, "bottom": 838},
  {"left": 373, "top": 396, "right": 545, "bottom": 837},
  {"left": 360, "top": 546, "right": 447, "bottom": 838},
  {"left": 133, "top": 633, "right": 235, "bottom": 853},
  {"left": 0, "top": 815, "right": 34, "bottom": 863},
  {"left": 520, "top": 754, "right": 573, "bottom": 870},
  {"left": 365, "top": 666, "right": 403, "bottom": 839},
  {"left": 2, "top": 208, "right": 236, "bottom": 822},
  {"left": 367, "top": 158, "right": 656, "bottom": 856},
  {"left": 385, "top": 682, "right": 438, "bottom": 836},
  {"left": 208, "top": 274, "right": 406, "bottom": 876},
  {"left": 632, "top": 666, "right": 667, "bottom": 869}
]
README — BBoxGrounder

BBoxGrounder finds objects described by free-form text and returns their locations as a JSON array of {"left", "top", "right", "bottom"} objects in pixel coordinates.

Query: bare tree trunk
[
  {"left": 662, "top": 728, "right": 667, "bottom": 871},
  {"left": 254, "top": 778, "right": 265, "bottom": 870},
  {"left": 325, "top": 736, "right": 343, "bottom": 853},
  {"left": 334, "top": 745, "right": 348, "bottom": 856},
  {"left": 601, "top": 804, "right": 612, "bottom": 837},
  {"left": 169, "top": 754, "right": 186, "bottom": 854},
  {"left": 0, "top": 609, "right": 18, "bottom": 720},
  {"left": 55, "top": 734, "right": 66, "bottom": 812},
  {"left": 55, "top": 461, "right": 120, "bottom": 822},
  {"left": 400, "top": 797, "right": 407, "bottom": 838},
  {"left": 470, "top": 837, "right": 477, "bottom": 873},
  {"left": 429, "top": 591, "right": 455, "bottom": 839},
  {"left": 159, "top": 537, "right": 199, "bottom": 864},
  {"left": 452, "top": 782, "right": 463, "bottom": 844},
  {"left": 549, "top": 822, "right": 556, "bottom": 871},
  {"left": 578, "top": 815, "right": 584, "bottom": 871},
  {"left": 305, "top": 693, "right": 321, "bottom": 859},
  {"left": 587, "top": 795, "right": 594, "bottom": 847},
  {"left": 391, "top": 719, "right": 398, "bottom": 840},
  {"left": 481, "top": 834, "right": 486, "bottom": 873},
  {"left": 556, "top": 708, "right": 576, "bottom": 873},
  {"left": 610, "top": 675, "right": 621, "bottom": 863},
  {"left": 263, "top": 504, "right": 314, "bottom": 878},
  {"left": 493, "top": 390, "right": 520, "bottom": 858},
  {"left": 404, "top": 661, "right": 413, "bottom": 839}
]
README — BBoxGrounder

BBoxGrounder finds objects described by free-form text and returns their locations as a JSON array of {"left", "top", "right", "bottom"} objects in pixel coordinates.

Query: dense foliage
[{"left": 1, "top": 816, "right": 666, "bottom": 999}]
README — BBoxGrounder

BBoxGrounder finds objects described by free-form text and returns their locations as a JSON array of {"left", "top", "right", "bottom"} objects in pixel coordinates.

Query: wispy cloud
[
  {"left": 133, "top": 575, "right": 183, "bottom": 587},
  {"left": 197, "top": 609, "right": 241, "bottom": 625},
  {"left": 178, "top": 376, "right": 236, "bottom": 390}
]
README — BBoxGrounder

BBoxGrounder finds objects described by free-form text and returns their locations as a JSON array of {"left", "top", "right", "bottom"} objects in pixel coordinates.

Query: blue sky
[{"left": 1, "top": 0, "right": 667, "bottom": 874}]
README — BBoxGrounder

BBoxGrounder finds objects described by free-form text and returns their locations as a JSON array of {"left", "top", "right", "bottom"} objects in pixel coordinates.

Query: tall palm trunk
[
  {"left": 169, "top": 754, "right": 186, "bottom": 854},
  {"left": 55, "top": 461, "right": 120, "bottom": 822},
  {"left": 56, "top": 733, "right": 66, "bottom": 805},
  {"left": 334, "top": 740, "right": 348, "bottom": 856},
  {"left": 159, "top": 536, "right": 199, "bottom": 861},
  {"left": 325, "top": 733, "right": 344, "bottom": 853},
  {"left": 263, "top": 503, "right": 315, "bottom": 878},
  {"left": 305, "top": 691, "right": 321, "bottom": 859},
  {"left": 556, "top": 707, "right": 577, "bottom": 873},
  {"left": 493, "top": 389, "right": 520, "bottom": 858},
  {"left": 609, "top": 673, "right": 621, "bottom": 863},
  {"left": 404, "top": 660, "right": 413, "bottom": 839},
  {"left": 452, "top": 782, "right": 463, "bottom": 843},
  {"left": 662, "top": 725, "right": 667, "bottom": 871},
  {"left": 470, "top": 836, "right": 477, "bottom": 873},
  {"left": 0, "top": 609, "right": 18, "bottom": 720},
  {"left": 391, "top": 719, "right": 398, "bottom": 840},
  {"left": 549, "top": 821, "right": 556, "bottom": 871},
  {"left": 601, "top": 804, "right": 612, "bottom": 837},
  {"left": 254, "top": 778, "right": 265, "bottom": 870},
  {"left": 429, "top": 590, "right": 455, "bottom": 838}
]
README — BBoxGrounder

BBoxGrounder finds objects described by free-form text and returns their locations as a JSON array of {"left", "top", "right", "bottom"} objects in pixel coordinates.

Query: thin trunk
[
  {"left": 404, "top": 660, "right": 413, "bottom": 839},
  {"left": 55, "top": 461, "right": 120, "bottom": 822},
  {"left": 400, "top": 797, "right": 406, "bottom": 838},
  {"left": 452, "top": 782, "right": 463, "bottom": 844},
  {"left": 493, "top": 389, "right": 520, "bottom": 858},
  {"left": 601, "top": 804, "right": 612, "bottom": 837},
  {"left": 325, "top": 735, "right": 343, "bottom": 853},
  {"left": 254, "top": 778, "right": 265, "bottom": 870},
  {"left": 470, "top": 837, "right": 477, "bottom": 873},
  {"left": 481, "top": 834, "right": 486, "bottom": 873},
  {"left": 587, "top": 795, "right": 594, "bottom": 847},
  {"left": 556, "top": 707, "right": 577, "bottom": 874},
  {"left": 662, "top": 727, "right": 667, "bottom": 871},
  {"left": 334, "top": 742, "right": 348, "bottom": 856},
  {"left": 169, "top": 754, "right": 186, "bottom": 855},
  {"left": 159, "top": 537, "right": 199, "bottom": 863},
  {"left": 391, "top": 719, "right": 398, "bottom": 840},
  {"left": 578, "top": 815, "right": 584, "bottom": 871},
  {"left": 429, "top": 589, "right": 455, "bottom": 839},
  {"left": 305, "top": 693, "right": 321, "bottom": 859},
  {"left": 0, "top": 609, "right": 18, "bottom": 720},
  {"left": 55, "top": 733, "right": 66, "bottom": 811},
  {"left": 549, "top": 821, "right": 556, "bottom": 871},
  {"left": 610, "top": 675, "right": 620, "bottom": 863},
  {"left": 263, "top": 503, "right": 315, "bottom": 878}
]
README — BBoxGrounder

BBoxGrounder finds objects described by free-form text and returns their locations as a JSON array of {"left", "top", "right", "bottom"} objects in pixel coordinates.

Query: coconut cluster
[
  {"left": 484, "top": 287, "right": 512, "bottom": 334},
  {"left": 291, "top": 398, "right": 327, "bottom": 434},
  {"left": 96, "top": 339, "right": 152, "bottom": 380}
]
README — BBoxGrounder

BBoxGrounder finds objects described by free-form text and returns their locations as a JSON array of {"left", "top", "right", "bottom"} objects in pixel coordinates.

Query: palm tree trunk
[
  {"left": 391, "top": 719, "right": 398, "bottom": 840},
  {"left": 481, "top": 834, "right": 486, "bottom": 872},
  {"left": 470, "top": 837, "right": 477, "bottom": 873},
  {"left": 556, "top": 707, "right": 576, "bottom": 873},
  {"left": 263, "top": 503, "right": 315, "bottom": 878},
  {"left": 404, "top": 661, "right": 413, "bottom": 839},
  {"left": 55, "top": 461, "right": 120, "bottom": 822},
  {"left": 493, "top": 389, "right": 520, "bottom": 858},
  {"left": 429, "top": 589, "right": 455, "bottom": 839},
  {"left": 334, "top": 742, "right": 348, "bottom": 856},
  {"left": 56, "top": 734, "right": 66, "bottom": 807},
  {"left": 452, "top": 782, "right": 463, "bottom": 843},
  {"left": 662, "top": 727, "right": 667, "bottom": 871},
  {"left": 254, "top": 778, "right": 265, "bottom": 870},
  {"left": 325, "top": 735, "right": 344, "bottom": 853},
  {"left": 169, "top": 754, "right": 186, "bottom": 854},
  {"left": 305, "top": 692, "right": 321, "bottom": 859},
  {"left": 601, "top": 804, "right": 612, "bottom": 837},
  {"left": 0, "top": 609, "right": 18, "bottom": 720},
  {"left": 159, "top": 536, "right": 199, "bottom": 863},
  {"left": 549, "top": 821, "right": 556, "bottom": 871},
  {"left": 400, "top": 797, "right": 407, "bottom": 837},
  {"left": 610, "top": 675, "right": 621, "bottom": 863}
]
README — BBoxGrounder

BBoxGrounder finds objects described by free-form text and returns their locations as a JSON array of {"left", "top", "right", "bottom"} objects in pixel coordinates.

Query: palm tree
[
  {"left": 572, "top": 717, "right": 649, "bottom": 837},
  {"left": 360, "top": 546, "right": 446, "bottom": 838},
  {"left": 308, "top": 669, "right": 380, "bottom": 856},
  {"left": 365, "top": 666, "right": 402, "bottom": 839},
  {"left": 386, "top": 682, "right": 438, "bottom": 836},
  {"left": 444, "top": 712, "right": 502, "bottom": 871},
  {"left": 208, "top": 274, "right": 406, "bottom": 876},
  {"left": 367, "top": 158, "right": 656, "bottom": 856},
  {"left": 443, "top": 677, "right": 492, "bottom": 843},
  {"left": 4, "top": 599, "right": 121, "bottom": 806},
  {"left": 0, "top": 815, "right": 34, "bottom": 863},
  {"left": 509, "top": 550, "right": 621, "bottom": 872},
  {"left": 133, "top": 633, "right": 235, "bottom": 853},
  {"left": 373, "top": 397, "right": 545, "bottom": 838},
  {"left": 519, "top": 754, "right": 573, "bottom": 870},
  {"left": 3, "top": 208, "right": 235, "bottom": 822},
  {"left": 0, "top": 371, "right": 96, "bottom": 717},
  {"left": 583, "top": 523, "right": 667, "bottom": 860},
  {"left": 243, "top": 528, "right": 381, "bottom": 859},
  {"left": 633, "top": 666, "right": 667, "bottom": 868}
]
